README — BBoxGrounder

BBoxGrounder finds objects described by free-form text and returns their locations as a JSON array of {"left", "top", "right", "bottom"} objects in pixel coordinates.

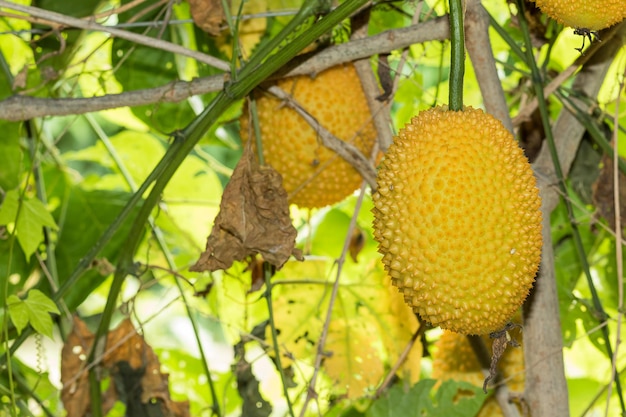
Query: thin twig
[
  {"left": 266, "top": 85, "right": 377, "bottom": 190},
  {"left": 298, "top": 183, "right": 368, "bottom": 417},
  {"left": 264, "top": 263, "right": 296, "bottom": 417},
  {"left": 0, "top": 16, "right": 449, "bottom": 121},
  {"left": 389, "top": 2, "right": 422, "bottom": 103},
  {"left": 0, "top": 0, "right": 230, "bottom": 70},
  {"left": 512, "top": 22, "right": 625, "bottom": 127},
  {"left": 374, "top": 321, "right": 425, "bottom": 397},
  {"left": 350, "top": 7, "right": 395, "bottom": 152}
]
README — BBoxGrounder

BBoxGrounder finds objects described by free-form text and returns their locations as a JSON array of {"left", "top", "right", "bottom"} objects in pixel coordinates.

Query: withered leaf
[
  {"left": 592, "top": 152, "right": 626, "bottom": 231},
  {"left": 61, "top": 317, "right": 189, "bottom": 417},
  {"left": 61, "top": 316, "right": 97, "bottom": 417},
  {"left": 483, "top": 323, "right": 521, "bottom": 393},
  {"left": 104, "top": 319, "right": 190, "bottom": 416},
  {"left": 191, "top": 146, "right": 303, "bottom": 273},
  {"left": 187, "top": 0, "right": 224, "bottom": 36},
  {"left": 233, "top": 341, "right": 272, "bottom": 417},
  {"left": 348, "top": 227, "right": 365, "bottom": 263}
]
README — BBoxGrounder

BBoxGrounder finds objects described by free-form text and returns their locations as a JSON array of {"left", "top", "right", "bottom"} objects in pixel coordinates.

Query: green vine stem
[
  {"left": 0, "top": 49, "right": 19, "bottom": 417},
  {"left": 557, "top": 92, "right": 626, "bottom": 174},
  {"left": 78, "top": 1, "right": 369, "bottom": 415},
  {"left": 264, "top": 262, "right": 295, "bottom": 417},
  {"left": 85, "top": 114, "right": 222, "bottom": 416},
  {"left": 516, "top": 0, "right": 626, "bottom": 413},
  {"left": 448, "top": 0, "right": 465, "bottom": 111},
  {"left": 0, "top": 0, "right": 370, "bottom": 370}
]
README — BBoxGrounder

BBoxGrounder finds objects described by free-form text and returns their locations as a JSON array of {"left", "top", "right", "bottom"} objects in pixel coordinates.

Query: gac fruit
[
  {"left": 240, "top": 64, "right": 377, "bottom": 208},
  {"left": 531, "top": 0, "right": 626, "bottom": 30},
  {"left": 372, "top": 106, "right": 542, "bottom": 335}
]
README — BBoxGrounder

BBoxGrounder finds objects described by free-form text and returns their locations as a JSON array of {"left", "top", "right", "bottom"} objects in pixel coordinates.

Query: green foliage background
[{"left": 0, "top": 0, "right": 625, "bottom": 416}]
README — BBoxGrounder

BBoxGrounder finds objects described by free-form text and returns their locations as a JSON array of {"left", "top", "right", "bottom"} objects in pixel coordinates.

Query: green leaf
[
  {"left": 0, "top": 190, "right": 58, "bottom": 259},
  {"left": 266, "top": 251, "right": 421, "bottom": 398},
  {"left": 111, "top": 0, "right": 195, "bottom": 133},
  {"left": 7, "top": 294, "right": 29, "bottom": 334},
  {"left": 31, "top": 0, "right": 102, "bottom": 71},
  {"left": 431, "top": 380, "right": 485, "bottom": 417},
  {"left": 17, "top": 194, "right": 58, "bottom": 258},
  {"left": 0, "top": 188, "right": 19, "bottom": 223},
  {"left": 0, "top": 125, "right": 23, "bottom": 190},
  {"left": 42, "top": 166, "right": 144, "bottom": 311},
  {"left": 367, "top": 380, "right": 485, "bottom": 417},
  {"left": 367, "top": 379, "right": 435, "bottom": 417},
  {"left": 7, "top": 289, "right": 59, "bottom": 338}
]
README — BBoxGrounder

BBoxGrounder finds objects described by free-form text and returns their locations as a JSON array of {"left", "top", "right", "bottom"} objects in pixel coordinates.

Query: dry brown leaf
[
  {"left": 348, "top": 227, "right": 365, "bottom": 263},
  {"left": 61, "top": 317, "right": 96, "bottom": 417},
  {"left": 60, "top": 317, "right": 189, "bottom": 417},
  {"left": 105, "top": 319, "right": 190, "bottom": 416},
  {"left": 592, "top": 152, "right": 626, "bottom": 231},
  {"left": 187, "top": 0, "right": 225, "bottom": 35},
  {"left": 191, "top": 146, "right": 303, "bottom": 273}
]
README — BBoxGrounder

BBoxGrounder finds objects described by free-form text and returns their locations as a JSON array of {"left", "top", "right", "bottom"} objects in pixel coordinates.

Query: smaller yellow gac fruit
[
  {"left": 531, "top": 0, "right": 626, "bottom": 30},
  {"left": 240, "top": 64, "right": 377, "bottom": 208},
  {"left": 372, "top": 106, "right": 542, "bottom": 335},
  {"left": 432, "top": 330, "right": 525, "bottom": 417}
]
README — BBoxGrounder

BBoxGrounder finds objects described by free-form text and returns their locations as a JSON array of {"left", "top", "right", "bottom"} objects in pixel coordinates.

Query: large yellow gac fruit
[
  {"left": 531, "top": 0, "right": 626, "bottom": 30},
  {"left": 372, "top": 107, "right": 542, "bottom": 335},
  {"left": 240, "top": 64, "right": 377, "bottom": 208},
  {"left": 432, "top": 330, "right": 525, "bottom": 417}
]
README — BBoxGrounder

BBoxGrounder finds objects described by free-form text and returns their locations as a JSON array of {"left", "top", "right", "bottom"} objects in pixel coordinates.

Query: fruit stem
[
  {"left": 448, "top": 0, "right": 465, "bottom": 111},
  {"left": 248, "top": 98, "right": 266, "bottom": 165}
]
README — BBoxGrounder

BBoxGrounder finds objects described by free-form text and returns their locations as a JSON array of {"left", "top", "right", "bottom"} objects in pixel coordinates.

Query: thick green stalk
[
  {"left": 516, "top": 0, "right": 626, "bottom": 413},
  {"left": 236, "top": 0, "right": 331, "bottom": 82},
  {"left": 448, "top": 0, "right": 465, "bottom": 111}
]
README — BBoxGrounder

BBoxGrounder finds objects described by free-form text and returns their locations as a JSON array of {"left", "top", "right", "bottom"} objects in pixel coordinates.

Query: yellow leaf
[
  {"left": 382, "top": 274, "right": 422, "bottom": 384},
  {"left": 324, "top": 318, "right": 384, "bottom": 399},
  {"left": 266, "top": 259, "right": 329, "bottom": 366},
  {"left": 266, "top": 256, "right": 423, "bottom": 397}
]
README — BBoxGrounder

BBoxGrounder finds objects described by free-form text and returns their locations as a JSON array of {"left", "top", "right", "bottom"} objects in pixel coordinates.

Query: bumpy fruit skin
[
  {"left": 372, "top": 106, "right": 542, "bottom": 335},
  {"left": 432, "top": 330, "right": 524, "bottom": 417},
  {"left": 531, "top": 0, "right": 626, "bottom": 30},
  {"left": 240, "top": 64, "right": 377, "bottom": 208}
]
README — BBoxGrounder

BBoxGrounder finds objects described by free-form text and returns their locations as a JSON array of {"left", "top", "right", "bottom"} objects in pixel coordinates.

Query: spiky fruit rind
[
  {"left": 532, "top": 0, "right": 626, "bottom": 30},
  {"left": 373, "top": 106, "right": 542, "bottom": 335},
  {"left": 432, "top": 330, "right": 525, "bottom": 417},
  {"left": 240, "top": 64, "right": 377, "bottom": 208}
]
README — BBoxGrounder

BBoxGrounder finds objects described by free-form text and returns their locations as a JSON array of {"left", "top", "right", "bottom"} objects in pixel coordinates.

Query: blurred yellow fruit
[
  {"left": 241, "top": 64, "right": 377, "bottom": 208},
  {"left": 531, "top": 0, "right": 626, "bottom": 30}
]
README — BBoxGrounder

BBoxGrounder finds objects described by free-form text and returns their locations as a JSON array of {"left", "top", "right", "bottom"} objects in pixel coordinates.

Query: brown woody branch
[{"left": 0, "top": 16, "right": 449, "bottom": 121}]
